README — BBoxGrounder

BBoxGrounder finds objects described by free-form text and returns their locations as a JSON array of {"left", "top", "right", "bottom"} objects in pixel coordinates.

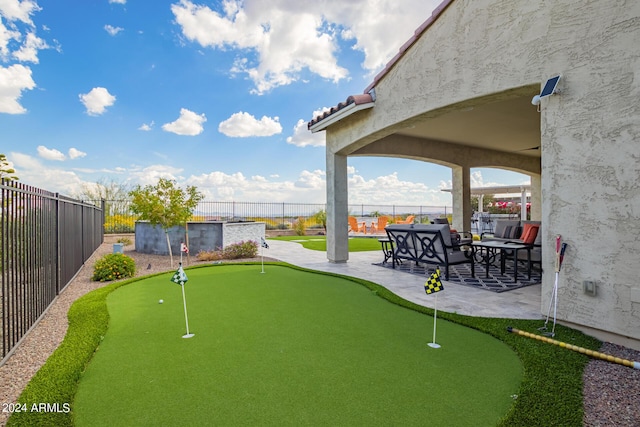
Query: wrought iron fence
[
  {"left": 1, "top": 180, "right": 103, "bottom": 362},
  {"left": 86, "top": 200, "right": 452, "bottom": 233}
]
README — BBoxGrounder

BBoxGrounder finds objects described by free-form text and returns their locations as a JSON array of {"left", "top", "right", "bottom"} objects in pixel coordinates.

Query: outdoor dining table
[{"left": 471, "top": 240, "right": 532, "bottom": 283}]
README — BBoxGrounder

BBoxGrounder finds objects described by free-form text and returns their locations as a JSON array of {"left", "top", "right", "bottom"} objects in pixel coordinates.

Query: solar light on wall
[{"left": 531, "top": 75, "right": 561, "bottom": 112}]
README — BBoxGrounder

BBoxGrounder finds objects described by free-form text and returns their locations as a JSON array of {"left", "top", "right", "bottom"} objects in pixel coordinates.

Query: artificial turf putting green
[
  {"left": 268, "top": 235, "right": 381, "bottom": 252},
  {"left": 74, "top": 264, "right": 521, "bottom": 426}
]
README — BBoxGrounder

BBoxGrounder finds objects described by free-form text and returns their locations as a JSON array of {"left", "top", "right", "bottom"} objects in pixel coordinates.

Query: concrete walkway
[{"left": 263, "top": 239, "right": 543, "bottom": 320}]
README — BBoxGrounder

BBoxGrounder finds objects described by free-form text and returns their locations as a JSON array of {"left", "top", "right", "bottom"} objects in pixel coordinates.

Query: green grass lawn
[
  {"left": 72, "top": 264, "right": 520, "bottom": 426},
  {"left": 269, "top": 235, "right": 381, "bottom": 251},
  {"left": 9, "top": 262, "right": 601, "bottom": 427}
]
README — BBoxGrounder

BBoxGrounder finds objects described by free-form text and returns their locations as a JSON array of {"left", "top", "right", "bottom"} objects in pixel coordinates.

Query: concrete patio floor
[{"left": 264, "top": 239, "right": 543, "bottom": 320}]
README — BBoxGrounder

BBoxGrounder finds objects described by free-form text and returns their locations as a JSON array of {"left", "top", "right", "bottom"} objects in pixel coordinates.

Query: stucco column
[
  {"left": 530, "top": 173, "right": 541, "bottom": 221},
  {"left": 326, "top": 151, "right": 349, "bottom": 263},
  {"left": 451, "top": 165, "right": 471, "bottom": 232}
]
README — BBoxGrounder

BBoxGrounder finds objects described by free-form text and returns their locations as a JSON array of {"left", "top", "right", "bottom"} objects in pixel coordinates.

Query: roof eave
[{"left": 308, "top": 101, "right": 375, "bottom": 133}]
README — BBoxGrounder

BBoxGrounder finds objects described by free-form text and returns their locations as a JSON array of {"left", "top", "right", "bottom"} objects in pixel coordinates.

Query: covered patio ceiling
[{"left": 394, "top": 95, "right": 541, "bottom": 158}]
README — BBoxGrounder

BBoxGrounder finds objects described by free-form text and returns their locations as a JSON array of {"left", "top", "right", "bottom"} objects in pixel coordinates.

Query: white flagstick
[
  {"left": 428, "top": 292, "right": 441, "bottom": 348},
  {"left": 260, "top": 237, "right": 268, "bottom": 274},
  {"left": 181, "top": 281, "right": 194, "bottom": 339}
]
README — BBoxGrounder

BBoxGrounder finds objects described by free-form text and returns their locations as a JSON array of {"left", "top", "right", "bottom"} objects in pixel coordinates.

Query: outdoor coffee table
[{"left": 471, "top": 241, "right": 531, "bottom": 283}]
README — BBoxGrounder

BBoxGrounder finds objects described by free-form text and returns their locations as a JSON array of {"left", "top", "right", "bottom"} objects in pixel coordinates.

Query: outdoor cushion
[
  {"left": 521, "top": 221, "right": 542, "bottom": 245},
  {"left": 521, "top": 224, "right": 540, "bottom": 245},
  {"left": 519, "top": 223, "right": 534, "bottom": 239},
  {"left": 493, "top": 220, "right": 521, "bottom": 239}
]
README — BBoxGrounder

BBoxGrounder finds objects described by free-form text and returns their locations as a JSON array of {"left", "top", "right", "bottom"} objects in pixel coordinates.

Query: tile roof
[
  {"left": 307, "top": 93, "right": 375, "bottom": 130},
  {"left": 307, "top": 0, "right": 454, "bottom": 131}
]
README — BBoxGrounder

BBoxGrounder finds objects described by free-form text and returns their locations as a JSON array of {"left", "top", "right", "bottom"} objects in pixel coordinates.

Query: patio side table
[{"left": 378, "top": 238, "right": 395, "bottom": 264}]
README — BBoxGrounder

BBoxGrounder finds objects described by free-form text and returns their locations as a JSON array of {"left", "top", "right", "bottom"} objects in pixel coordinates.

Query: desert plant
[
  {"left": 293, "top": 217, "right": 306, "bottom": 236},
  {"left": 223, "top": 240, "right": 258, "bottom": 259},
  {"left": 196, "top": 249, "right": 225, "bottom": 262},
  {"left": 91, "top": 253, "right": 136, "bottom": 282},
  {"left": 196, "top": 240, "right": 258, "bottom": 261},
  {"left": 311, "top": 209, "right": 327, "bottom": 231}
]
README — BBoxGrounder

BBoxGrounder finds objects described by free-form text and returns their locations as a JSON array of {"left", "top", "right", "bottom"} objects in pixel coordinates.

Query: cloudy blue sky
[{"left": 1, "top": 0, "right": 528, "bottom": 205}]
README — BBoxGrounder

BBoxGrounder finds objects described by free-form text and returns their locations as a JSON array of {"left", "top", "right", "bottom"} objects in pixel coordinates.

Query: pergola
[{"left": 442, "top": 185, "right": 532, "bottom": 220}]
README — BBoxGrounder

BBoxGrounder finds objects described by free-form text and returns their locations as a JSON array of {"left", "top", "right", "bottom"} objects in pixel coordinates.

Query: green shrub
[
  {"left": 293, "top": 217, "right": 306, "bottom": 236},
  {"left": 224, "top": 240, "right": 258, "bottom": 259},
  {"left": 196, "top": 249, "right": 224, "bottom": 261},
  {"left": 91, "top": 253, "right": 136, "bottom": 282},
  {"left": 196, "top": 240, "right": 258, "bottom": 261}
]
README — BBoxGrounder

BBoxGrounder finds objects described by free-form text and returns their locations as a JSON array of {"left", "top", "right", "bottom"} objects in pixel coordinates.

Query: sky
[{"left": 1, "top": 0, "right": 529, "bottom": 206}]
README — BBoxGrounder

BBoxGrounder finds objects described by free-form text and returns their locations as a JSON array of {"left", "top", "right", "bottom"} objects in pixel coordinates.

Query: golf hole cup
[{"left": 159, "top": 299, "right": 164, "bottom": 304}]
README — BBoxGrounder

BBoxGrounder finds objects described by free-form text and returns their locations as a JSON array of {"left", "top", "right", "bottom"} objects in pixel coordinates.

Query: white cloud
[
  {"left": 0, "top": 64, "right": 36, "bottom": 113},
  {"left": 138, "top": 120, "right": 154, "bottom": 131},
  {"left": 172, "top": 0, "right": 348, "bottom": 94},
  {"left": 104, "top": 25, "right": 124, "bottom": 36},
  {"left": 68, "top": 148, "right": 87, "bottom": 159},
  {"left": 162, "top": 108, "right": 206, "bottom": 136},
  {"left": 295, "top": 169, "right": 325, "bottom": 189},
  {"left": 8, "top": 149, "right": 454, "bottom": 206},
  {"left": 185, "top": 169, "right": 325, "bottom": 203},
  {"left": 321, "top": 1, "right": 441, "bottom": 72},
  {"left": 0, "top": 20, "right": 21, "bottom": 59},
  {"left": 0, "top": 1, "right": 49, "bottom": 65},
  {"left": 171, "top": 0, "right": 439, "bottom": 93},
  {"left": 287, "top": 118, "right": 325, "bottom": 147},
  {"left": 347, "top": 171, "right": 443, "bottom": 205},
  {"left": 0, "top": 0, "right": 40, "bottom": 25},
  {"left": 79, "top": 87, "right": 116, "bottom": 116},
  {"left": 9, "top": 152, "right": 90, "bottom": 196},
  {"left": 128, "top": 164, "right": 184, "bottom": 186},
  {"left": 218, "top": 111, "right": 282, "bottom": 137},
  {"left": 37, "top": 145, "right": 65, "bottom": 161},
  {"left": 12, "top": 31, "right": 48, "bottom": 63},
  {"left": 109, "top": 0, "right": 126, "bottom": 4}
]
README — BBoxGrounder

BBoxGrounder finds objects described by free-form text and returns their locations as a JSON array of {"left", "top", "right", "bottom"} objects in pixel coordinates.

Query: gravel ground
[{"left": 0, "top": 241, "right": 639, "bottom": 426}]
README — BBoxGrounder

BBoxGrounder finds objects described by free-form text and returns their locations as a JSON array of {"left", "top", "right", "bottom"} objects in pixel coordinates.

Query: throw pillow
[
  {"left": 520, "top": 223, "right": 533, "bottom": 239},
  {"left": 500, "top": 225, "right": 513, "bottom": 238},
  {"left": 522, "top": 225, "right": 540, "bottom": 245}
]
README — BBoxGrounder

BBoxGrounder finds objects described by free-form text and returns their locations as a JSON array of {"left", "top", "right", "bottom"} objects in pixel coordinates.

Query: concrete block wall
[
  {"left": 134, "top": 222, "right": 186, "bottom": 255},
  {"left": 135, "top": 221, "right": 266, "bottom": 255},
  {"left": 187, "top": 222, "right": 223, "bottom": 253}
]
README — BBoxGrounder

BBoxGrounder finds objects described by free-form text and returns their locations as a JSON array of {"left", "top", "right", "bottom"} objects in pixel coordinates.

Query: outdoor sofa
[
  {"left": 385, "top": 224, "right": 475, "bottom": 280},
  {"left": 480, "top": 220, "right": 542, "bottom": 271}
]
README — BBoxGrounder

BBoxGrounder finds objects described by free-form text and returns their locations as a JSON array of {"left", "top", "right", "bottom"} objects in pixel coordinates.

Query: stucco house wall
[{"left": 322, "top": 0, "right": 640, "bottom": 347}]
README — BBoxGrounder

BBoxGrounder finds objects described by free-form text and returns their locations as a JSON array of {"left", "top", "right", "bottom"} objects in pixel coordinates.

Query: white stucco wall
[
  {"left": 222, "top": 222, "right": 266, "bottom": 249},
  {"left": 324, "top": 0, "right": 640, "bottom": 346}
]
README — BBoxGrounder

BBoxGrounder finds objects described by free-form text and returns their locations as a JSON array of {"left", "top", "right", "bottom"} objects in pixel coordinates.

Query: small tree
[
  {"left": 311, "top": 209, "right": 327, "bottom": 231},
  {"left": 129, "top": 178, "right": 203, "bottom": 267},
  {"left": 0, "top": 153, "right": 19, "bottom": 181}
]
